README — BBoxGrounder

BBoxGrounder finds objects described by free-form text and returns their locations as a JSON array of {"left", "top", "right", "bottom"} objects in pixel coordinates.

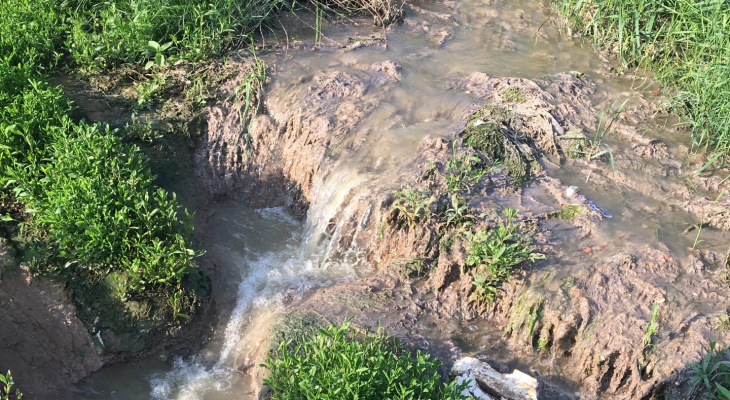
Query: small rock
[{"left": 451, "top": 357, "right": 538, "bottom": 400}]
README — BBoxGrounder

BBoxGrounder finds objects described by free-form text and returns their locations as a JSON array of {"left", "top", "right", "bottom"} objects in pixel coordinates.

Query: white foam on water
[{"left": 148, "top": 205, "right": 363, "bottom": 399}]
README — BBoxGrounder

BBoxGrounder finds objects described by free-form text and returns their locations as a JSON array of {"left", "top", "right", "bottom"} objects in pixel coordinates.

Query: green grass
[
  {"left": 554, "top": 0, "right": 730, "bottom": 158},
  {"left": 263, "top": 320, "right": 469, "bottom": 400},
  {"left": 465, "top": 209, "right": 545, "bottom": 303},
  {"left": 0, "top": 0, "right": 286, "bottom": 73},
  {"left": 0, "top": 371, "right": 21, "bottom": 400}
]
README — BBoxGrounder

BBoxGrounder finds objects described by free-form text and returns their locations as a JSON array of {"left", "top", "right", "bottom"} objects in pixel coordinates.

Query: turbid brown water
[{"left": 67, "top": 0, "right": 730, "bottom": 399}]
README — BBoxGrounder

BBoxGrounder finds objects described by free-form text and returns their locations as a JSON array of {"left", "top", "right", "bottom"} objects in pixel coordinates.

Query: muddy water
[{"left": 75, "top": 0, "right": 729, "bottom": 398}]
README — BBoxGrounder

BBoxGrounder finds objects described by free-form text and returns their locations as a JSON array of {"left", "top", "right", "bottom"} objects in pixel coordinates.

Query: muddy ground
[{"left": 2, "top": 1, "right": 730, "bottom": 399}]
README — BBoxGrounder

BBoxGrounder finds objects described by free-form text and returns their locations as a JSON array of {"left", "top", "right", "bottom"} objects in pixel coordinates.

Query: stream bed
[{"left": 72, "top": 0, "right": 730, "bottom": 398}]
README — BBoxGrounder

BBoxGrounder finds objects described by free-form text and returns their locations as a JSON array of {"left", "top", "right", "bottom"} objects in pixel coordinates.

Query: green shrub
[
  {"left": 263, "top": 321, "right": 469, "bottom": 400},
  {"left": 0, "top": 371, "right": 22, "bottom": 400},
  {"left": 0, "top": 63, "right": 71, "bottom": 182},
  {"left": 555, "top": 0, "right": 730, "bottom": 157},
  {"left": 25, "top": 121, "right": 200, "bottom": 291},
  {"left": 466, "top": 209, "right": 545, "bottom": 303}
]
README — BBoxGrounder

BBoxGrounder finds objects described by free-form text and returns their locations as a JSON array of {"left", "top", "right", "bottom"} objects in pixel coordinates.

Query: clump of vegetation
[
  {"left": 0, "top": 60, "right": 201, "bottom": 317},
  {"left": 556, "top": 204, "right": 582, "bottom": 221},
  {"left": 504, "top": 292, "right": 545, "bottom": 346},
  {"left": 559, "top": 99, "right": 628, "bottom": 170},
  {"left": 230, "top": 55, "right": 267, "bottom": 150},
  {"left": 555, "top": 0, "right": 730, "bottom": 158},
  {"left": 392, "top": 187, "right": 435, "bottom": 230},
  {"left": 563, "top": 131, "right": 590, "bottom": 159},
  {"left": 460, "top": 104, "right": 537, "bottom": 185},
  {"left": 465, "top": 209, "right": 545, "bottom": 303},
  {"left": 444, "top": 151, "right": 488, "bottom": 194},
  {"left": 642, "top": 303, "right": 660, "bottom": 351},
  {"left": 0, "top": 371, "right": 21, "bottom": 400},
  {"left": 0, "top": 0, "right": 285, "bottom": 72},
  {"left": 263, "top": 320, "right": 469, "bottom": 400},
  {"left": 501, "top": 86, "right": 526, "bottom": 104},
  {"left": 439, "top": 193, "right": 475, "bottom": 231},
  {"left": 397, "top": 256, "right": 427, "bottom": 278},
  {"left": 688, "top": 341, "right": 730, "bottom": 399}
]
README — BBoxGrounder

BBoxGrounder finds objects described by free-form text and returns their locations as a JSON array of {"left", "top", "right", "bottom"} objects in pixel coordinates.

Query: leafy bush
[
  {"left": 689, "top": 341, "right": 730, "bottom": 400},
  {"left": 263, "top": 321, "right": 469, "bottom": 400},
  {"left": 0, "top": 371, "right": 22, "bottom": 400},
  {"left": 0, "top": 63, "right": 71, "bottom": 182},
  {"left": 465, "top": 209, "right": 544, "bottom": 303},
  {"left": 26, "top": 122, "right": 199, "bottom": 291}
]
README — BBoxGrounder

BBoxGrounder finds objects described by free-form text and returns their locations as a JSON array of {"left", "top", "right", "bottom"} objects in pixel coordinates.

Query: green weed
[
  {"left": 439, "top": 193, "right": 475, "bottom": 231},
  {"left": 0, "top": 0, "right": 285, "bottom": 73},
  {"left": 262, "top": 320, "right": 469, "bottom": 400},
  {"left": 0, "top": 61, "right": 201, "bottom": 315},
  {"left": 716, "top": 315, "right": 730, "bottom": 333},
  {"left": 122, "top": 114, "right": 160, "bottom": 143},
  {"left": 466, "top": 209, "right": 545, "bottom": 303},
  {"left": 315, "top": 6, "right": 324, "bottom": 46},
  {"left": 0, "top": 371, "right": 22, "bottom": 400},
  {"left": 560, "top": 99, "right": 628, "bottom": 170},
  {"left": 0, "top": 0, "right": 66, "bottom": 69},
  {"left": 398, "top": 256, "right": 427, "bottom": 278},
  {"left": 230, "top": 54, "right": 266, "bottom": 149},
  {"left": 135, "top": 73, "right": 167, "bottom": 110},
  {"left": 439, "top": 231, "right": 458, "bottom": 254},
  {"left": 556, "top": 204, "right": 582, "bottom": 221},
  {"left": 642, "top": 303, "right": 660, "bottom": 350},
  {"left": 461, "top": 104, "right": 536, "bottom": 185},
  {"left": 67, "top": 0, "right": 285, "bottom": 71},
  {"left": 688, "top": 341, "right": 730, "bottom": 400},
  {"left": 443, "top": 142, "right": 489, "bottom": 193},
  {"left": 392, "top": 188, "right": 435, "bottom": 230}
]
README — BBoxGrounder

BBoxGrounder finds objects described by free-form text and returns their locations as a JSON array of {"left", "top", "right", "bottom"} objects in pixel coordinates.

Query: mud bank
[{"left": 0, "top": 239, "right": 101, "bottom": 399}]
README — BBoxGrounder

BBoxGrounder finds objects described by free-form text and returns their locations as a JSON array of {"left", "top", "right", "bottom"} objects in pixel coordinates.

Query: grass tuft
[{"left": 689, "top": 341, "right": 730, "bottom": 399}]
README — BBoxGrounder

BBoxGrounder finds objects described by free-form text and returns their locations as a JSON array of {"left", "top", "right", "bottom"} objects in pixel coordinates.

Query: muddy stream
[{"left": 70, "top": 0, "right": 730, "bottom": 398}]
